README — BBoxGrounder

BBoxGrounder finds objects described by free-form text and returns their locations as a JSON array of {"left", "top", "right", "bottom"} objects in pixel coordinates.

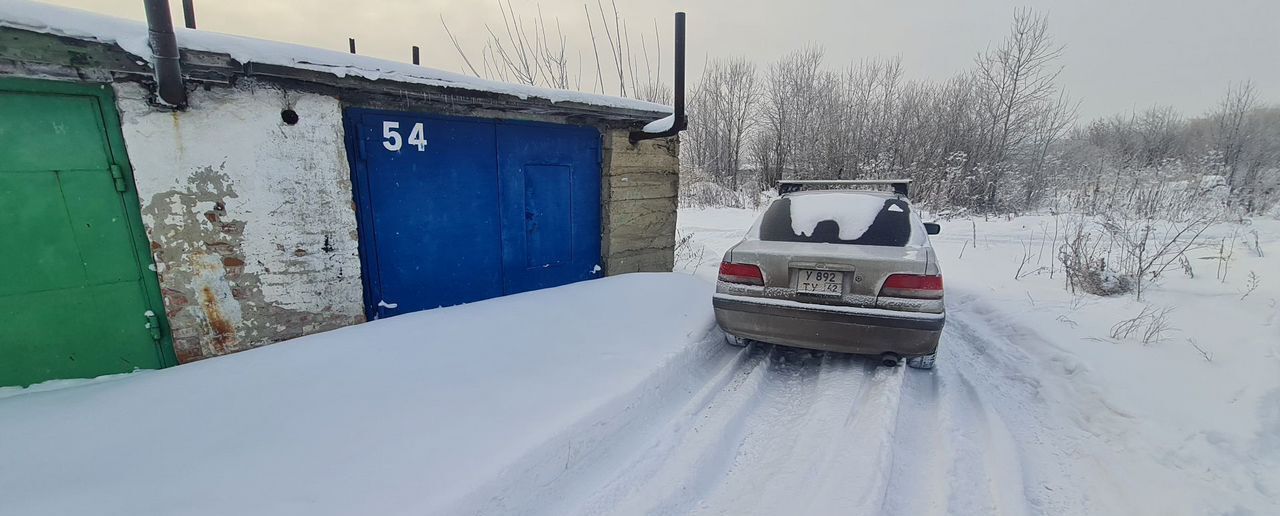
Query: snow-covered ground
[
  {"left": 676, "top": 207, "right": 1280, "bottom": 515},
  {"left": 0, "top": 274, "right": 731, "bottom": 515},
  {"left": 2, "top": 209, "right": 1277, "bottom": 515}
]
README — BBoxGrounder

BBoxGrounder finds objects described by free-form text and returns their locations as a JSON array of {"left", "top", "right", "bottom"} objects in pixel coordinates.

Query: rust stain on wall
[
  {"left": 142, "top": 159, "right": 363, "bottom": 362},
  {"left": 116, "top": 84, "right": 368, "bottom": 363},
  {"left": 199, "top": 286, "right": 235, "bottom": 354}
]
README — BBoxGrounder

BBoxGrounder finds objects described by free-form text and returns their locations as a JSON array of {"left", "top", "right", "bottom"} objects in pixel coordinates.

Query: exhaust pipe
[
  {"left": 143, "top": 0, "right": 187, "bottom": 107},
  {"left": 880, "top": 352, "right": 901, "bottom": 367},
  {"left": 629, "top": 12, "right": 687, "bottom": 144}
]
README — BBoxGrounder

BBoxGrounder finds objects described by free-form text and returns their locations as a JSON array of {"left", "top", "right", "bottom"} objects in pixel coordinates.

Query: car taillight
[
  {"left": 719, "top": 262, "right": 765, "bottom": 286},
  {"left": 880, "top": 274, "right": 943, "bottom": 299}
]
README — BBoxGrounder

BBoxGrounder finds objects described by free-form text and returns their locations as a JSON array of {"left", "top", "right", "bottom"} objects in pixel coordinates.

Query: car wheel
[
  {"left": 906, "top": 353, "right": 935, "bottom": 370},
  {"left": 725, "top": 335, "right": 749, "bottom": 347}
]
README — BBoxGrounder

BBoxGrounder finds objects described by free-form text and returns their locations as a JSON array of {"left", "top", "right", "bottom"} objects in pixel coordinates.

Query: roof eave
[{"left": 0, "top": 26, "right": 668, "bottom": 124}]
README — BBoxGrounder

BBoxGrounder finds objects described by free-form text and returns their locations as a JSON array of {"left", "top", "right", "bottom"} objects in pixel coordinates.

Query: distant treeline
[{"left": 681, "top": 10, "right": 1279, "bottom": 215}]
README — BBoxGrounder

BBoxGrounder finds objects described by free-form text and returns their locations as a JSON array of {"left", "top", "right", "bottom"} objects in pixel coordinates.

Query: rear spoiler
[{"left": 778, "top": 179, "right": 911, "bottom": 197}]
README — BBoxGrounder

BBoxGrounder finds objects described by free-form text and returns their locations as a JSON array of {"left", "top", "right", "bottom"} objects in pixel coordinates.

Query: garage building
[{"left": 0, "top": 2, "right": 680, "bottom": 386}]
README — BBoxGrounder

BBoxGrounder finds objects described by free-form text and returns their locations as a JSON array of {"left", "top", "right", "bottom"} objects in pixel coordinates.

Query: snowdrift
[{"left": 0, "top": 273, "right": 722, "bottom": 516}]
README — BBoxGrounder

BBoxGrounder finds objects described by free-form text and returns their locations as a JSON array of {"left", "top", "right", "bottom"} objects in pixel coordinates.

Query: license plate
[{"left": 797, "top": 269, "right": 844, "bottom": 295}]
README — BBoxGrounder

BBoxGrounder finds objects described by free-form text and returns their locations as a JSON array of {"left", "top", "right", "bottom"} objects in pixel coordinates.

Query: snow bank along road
[{"left": 2, "top": 212, "right": 1277, "bottom": 515}]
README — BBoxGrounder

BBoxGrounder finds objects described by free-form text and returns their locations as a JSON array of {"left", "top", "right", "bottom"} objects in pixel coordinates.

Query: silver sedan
[{"left": 712, "top": 181, "right": 944, "bottom": 369}]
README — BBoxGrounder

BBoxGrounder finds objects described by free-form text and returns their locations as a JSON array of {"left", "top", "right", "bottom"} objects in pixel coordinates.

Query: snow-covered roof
[{"left": 0, "top": 0, "right": 671, "bottom": 115}]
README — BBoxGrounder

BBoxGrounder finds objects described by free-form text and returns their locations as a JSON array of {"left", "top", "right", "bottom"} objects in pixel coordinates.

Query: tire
[
  {"left": 906, "top": 353, "right": 935, "bottom": 370},
  {"left": 725, "top": 335, "right": 749, "bottom": 347}
]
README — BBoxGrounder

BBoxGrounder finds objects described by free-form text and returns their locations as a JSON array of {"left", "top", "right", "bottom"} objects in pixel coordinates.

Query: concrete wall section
[
  {"left": 600, "top": 130, "right": 680, "bottom": 274},
  {"left": 113, "top": 81, "right": 364, "bottom": 362}
]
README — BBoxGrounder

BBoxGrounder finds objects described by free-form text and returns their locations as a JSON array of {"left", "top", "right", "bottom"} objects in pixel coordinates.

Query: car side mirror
[{"left": 924, "top": 222, "right": 941, "bottom": 235}]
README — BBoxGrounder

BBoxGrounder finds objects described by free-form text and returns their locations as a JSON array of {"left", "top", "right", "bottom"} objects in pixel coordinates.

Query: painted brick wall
[
  {"left": 600, "top": 130, "right": 680, "bottom": 274},
  {"left": 113, "top": 80, "right": 365, "bottom": 362}
]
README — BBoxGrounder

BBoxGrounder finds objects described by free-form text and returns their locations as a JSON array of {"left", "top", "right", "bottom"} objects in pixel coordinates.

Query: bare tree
[
  {"left": 973, "top": 8, "right": 1065, "bottom": 209},
  {"left": 685, "top": 57, "right": 760, "bottom": 196},
  {"left": 754, "top": 45, "right": 827, "bottom": 190},
  {"left": 1022, "top": 91, "right": 1078, "bottom": 208},
  {"left": 440, "top": 0, "right": 666, "bottom": 101},
  {"left": 1214, "top": 81, "right": 1258, "bottom": 190}
]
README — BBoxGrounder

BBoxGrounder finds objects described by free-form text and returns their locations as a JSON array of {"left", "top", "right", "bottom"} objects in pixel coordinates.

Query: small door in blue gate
[
  {"left": 345, "top": 109, "right": 601, "bottom": 319},
  {"left": 497, "top": 122, "right": 602, "bottom": 295}
]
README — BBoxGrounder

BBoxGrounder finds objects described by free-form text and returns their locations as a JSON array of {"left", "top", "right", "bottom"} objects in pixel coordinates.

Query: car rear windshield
[{"left": 756, "top": 193, "right": 915, "bottom": 246}]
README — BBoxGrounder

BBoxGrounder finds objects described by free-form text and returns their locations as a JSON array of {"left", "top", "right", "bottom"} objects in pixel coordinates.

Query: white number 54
[{"left": 382, "top": 120, "right": 428, "bottom": 152}]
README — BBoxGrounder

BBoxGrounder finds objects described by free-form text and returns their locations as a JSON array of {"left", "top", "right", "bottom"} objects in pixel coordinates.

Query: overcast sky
[{"left": 45, "top": 0, "right": 1280, "bottom": 121}]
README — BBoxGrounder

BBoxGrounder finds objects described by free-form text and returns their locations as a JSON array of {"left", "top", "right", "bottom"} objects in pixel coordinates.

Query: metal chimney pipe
[
  {"left": 412, "top": 46, "right": 420, "bottom": 65},
  {"left": 348, "top": 38, "right": 357, "bottom": 54},
  {"left": 630, "top": 12, "right": 687, "bottom": 144},
  {"left": 143, "top": 0, "right": 187, "bottom": 107},
  {"left": 672, "top": 12, "right": 685, "bottom": 128},
  {"left": 181, "top": 0, "right": 196, "bottom": 29}
]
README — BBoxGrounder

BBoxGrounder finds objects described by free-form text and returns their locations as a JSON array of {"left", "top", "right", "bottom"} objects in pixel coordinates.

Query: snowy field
[
  {"left": 1, "top": 210, "right": 1277, "bottom": 515},
  {"left": 677, "top": 207, "right": 1280, "bottom": 515}
]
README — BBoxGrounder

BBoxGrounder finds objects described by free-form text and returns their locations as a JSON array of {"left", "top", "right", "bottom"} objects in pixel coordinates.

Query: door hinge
[
  {"left": 145, "top": 311, "right": 162, "bottom": 342},
  {"left": 109, "top": 164, "right": 128, "bottom": 192}
]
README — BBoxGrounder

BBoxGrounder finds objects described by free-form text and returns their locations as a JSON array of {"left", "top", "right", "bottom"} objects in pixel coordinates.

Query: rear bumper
[{"left": 712, "top": 293, "right": 943, "bottom": 356}]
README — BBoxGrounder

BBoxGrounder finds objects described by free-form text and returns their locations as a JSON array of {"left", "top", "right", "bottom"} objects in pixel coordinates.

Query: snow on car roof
[{"left": 0, "top": 0, "right": 671, "bottom": 114}]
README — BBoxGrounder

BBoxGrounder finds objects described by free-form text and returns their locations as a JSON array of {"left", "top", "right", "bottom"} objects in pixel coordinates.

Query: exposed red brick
[
  {"left": 174, "top": 337, "right": 204, "bottom": 363},
  {"left": 162, "top": 288, "right": 190, "bottom": 308},
  {"left": 220, "top": 222, "right": 244, "bottom": 236}
]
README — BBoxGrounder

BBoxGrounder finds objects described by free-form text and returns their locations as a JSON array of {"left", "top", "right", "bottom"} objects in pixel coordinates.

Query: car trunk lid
[{"left": 727, "top": 240, "right": 929, "bottom": 307}]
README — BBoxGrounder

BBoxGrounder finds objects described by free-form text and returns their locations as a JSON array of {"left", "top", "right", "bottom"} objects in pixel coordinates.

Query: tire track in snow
[
  {"left": 551, "top": 303, "right": 1052, "bottom": 516},
  {"left": 693, "top": 354, "right": 891, "bottom": 515},
  {"left": 782, "top": 358, "right": 906, "bottom": 516},
  {"left": 884, "top": 312, "right": 1034, "bottom": 516},
  {"left": 683, "top": 347, "right": 835, "bottom": 515},
  {"left": 883, "top": 365, "right": 952, "bottom": 516},
  {"left": 583, "top": 346, "right": 913, "bottom": 516},
  {"left": 940, "top": 359, "right": 1031, "bottom": 516},
  {"left": 941, "top": 292, "right": 1110, "bottom": 515},
  {"left": 575, "top": 344, "right": 806, "bottom": 515}
]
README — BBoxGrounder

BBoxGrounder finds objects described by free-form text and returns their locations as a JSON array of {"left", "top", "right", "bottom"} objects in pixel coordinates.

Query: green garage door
[{"left": 0, "top": 79, "right": 173, "bottom": 387}]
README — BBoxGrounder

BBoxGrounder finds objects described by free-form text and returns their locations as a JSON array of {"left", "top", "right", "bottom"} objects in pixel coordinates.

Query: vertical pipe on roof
[
  {"left": 412, "top": 46, "right": 420, "bottom": 65},
  {"left": 672, "top": 12, "right": 686, "bottom": 128},
  {"left": 181, "top": 0, "right": 196, "bottom": 29},
  {"left": 143, "top": 0, "right": 187, "bottom": 107},
  {"left": 629, "top": 12, "right": 687, "bottom": 143}
]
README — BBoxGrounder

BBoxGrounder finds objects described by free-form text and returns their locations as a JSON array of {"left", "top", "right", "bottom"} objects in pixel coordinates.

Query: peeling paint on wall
[{"left": 113, "top": 80, "right": 364, "bottom": 362}]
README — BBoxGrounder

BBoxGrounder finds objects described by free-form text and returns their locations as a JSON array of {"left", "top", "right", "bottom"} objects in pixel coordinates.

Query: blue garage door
[{"left": 345, "top": 109, "right": 601, "bottom": 319}]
